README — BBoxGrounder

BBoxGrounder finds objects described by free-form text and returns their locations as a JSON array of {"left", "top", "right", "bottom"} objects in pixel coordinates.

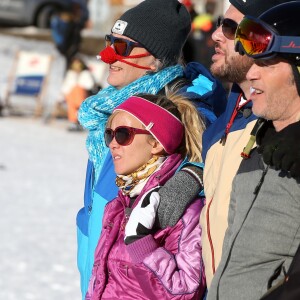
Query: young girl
[{"left": 86, "top": 93, "right": 206, "bottom": 300}]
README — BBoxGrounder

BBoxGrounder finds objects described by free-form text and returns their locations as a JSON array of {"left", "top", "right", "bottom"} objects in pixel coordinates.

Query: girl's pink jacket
[{"left": 85, "top": 154, "right": 206, "bottom": 300}]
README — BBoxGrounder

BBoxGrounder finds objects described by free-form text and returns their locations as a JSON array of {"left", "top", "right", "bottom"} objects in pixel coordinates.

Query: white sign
[{"left": 14, "top": 51, "right": 51, "bottom": 96}]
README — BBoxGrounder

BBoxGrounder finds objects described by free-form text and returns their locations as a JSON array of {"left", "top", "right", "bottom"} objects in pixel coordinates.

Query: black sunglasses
[
  {"left": 105, "top": 34, "right": 143, "bottom": 56},
  {"left": 216, "top": 16, "right": 238, "bottom": 40},
  {"left": 104, "top": 126, "right": 151, "bottom": 147}
]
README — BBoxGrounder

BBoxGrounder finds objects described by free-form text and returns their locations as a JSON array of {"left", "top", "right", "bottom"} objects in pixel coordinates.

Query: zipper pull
[
  {"left": 241, "top": 135, "right": 256, "bottom": 159},
  {"left": 220, "top": 134, "right": 227, "bottom": 145},
  {"left": 241, "top": 118, "right": 265, "bottom": 159},
  {"left": 220, "top": 123, "right": 231, "bottom": 145}
]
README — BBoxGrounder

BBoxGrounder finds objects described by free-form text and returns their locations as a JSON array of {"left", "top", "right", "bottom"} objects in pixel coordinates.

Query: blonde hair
[{"left": 167, "top": 92, "right": 205, "bottom": 162}]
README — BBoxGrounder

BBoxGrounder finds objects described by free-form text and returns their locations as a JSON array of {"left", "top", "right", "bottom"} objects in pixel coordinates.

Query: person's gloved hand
[
  {"left": 262, "top": 121, "right": 300, "bottom": 178},
  {"left": 124, "top": 189, "right": 160, "bottom": 245},
  {"left": 156, "top": 165, "right": 203, "bottom": 229}
]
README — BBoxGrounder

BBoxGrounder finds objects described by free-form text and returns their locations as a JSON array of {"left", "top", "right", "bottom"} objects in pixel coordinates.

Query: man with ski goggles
[
  {"left": 208, "top": 2, "right": 300, "bottom": 300},
  {"left": 234, "top": 3, "right": 300, "bottom": 178},
  {"left": 200, "top": 0, "right": 298, "bottom": 292}
]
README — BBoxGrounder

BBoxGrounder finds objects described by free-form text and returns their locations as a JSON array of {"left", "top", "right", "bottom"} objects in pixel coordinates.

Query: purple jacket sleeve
[{"left": 126, "top": 199, "right": 205, "bottom": 299}]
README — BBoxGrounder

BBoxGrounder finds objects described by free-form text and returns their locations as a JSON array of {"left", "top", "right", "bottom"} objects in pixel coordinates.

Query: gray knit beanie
[
  {"left": 229, "top": 0, "right": 296, "bottom": 17},
  {"left": 111, "top": 0, "right": 191, "bottom": 65}
]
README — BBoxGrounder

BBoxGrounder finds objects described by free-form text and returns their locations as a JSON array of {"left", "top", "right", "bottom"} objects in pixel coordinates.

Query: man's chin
[{"left": 210, "top": 63, "right": 226, "bottom": 81}]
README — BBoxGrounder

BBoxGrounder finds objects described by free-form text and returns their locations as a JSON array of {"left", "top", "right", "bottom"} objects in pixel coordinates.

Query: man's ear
[{"left": 150, "top": 139, "right": 165, "bottom": 155}]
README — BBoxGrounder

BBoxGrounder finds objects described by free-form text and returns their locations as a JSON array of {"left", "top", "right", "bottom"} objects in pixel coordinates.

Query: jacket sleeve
[{"left": 126, "top": 199, "right": 206, "bottom": 299}]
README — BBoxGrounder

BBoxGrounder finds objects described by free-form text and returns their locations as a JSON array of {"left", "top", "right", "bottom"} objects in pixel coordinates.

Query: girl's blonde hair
[{"left": 168, "top": 93, "right": 205, "bottom": 162}]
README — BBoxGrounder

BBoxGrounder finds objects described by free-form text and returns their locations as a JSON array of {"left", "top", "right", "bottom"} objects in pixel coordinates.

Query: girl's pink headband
[{"left": 114, "top": 96, "right": 184, "bottom": 154}]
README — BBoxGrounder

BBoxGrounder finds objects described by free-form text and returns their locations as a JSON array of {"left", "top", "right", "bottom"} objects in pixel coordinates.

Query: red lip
[
  {"left": 110, "top": 63, "right": 123, "bottom": 70},
  {"left": 250, "top": 87, "right": 263, "bottom": 99},
  {"left": 111, "top": 151, "right": 122, "bottom": 159},
  {"left": 214, "top": 46, "right": 224, "bottom": 55},
  {"left": 212, "top": 50, "right": 224, "bottom": 62}
]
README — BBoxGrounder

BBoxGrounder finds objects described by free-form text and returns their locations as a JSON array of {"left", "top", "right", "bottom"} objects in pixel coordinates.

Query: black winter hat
[
  {"left": 229, "top": 0, "right": 296, "bottom": 17},
  {"left": 111, "top": 0, "right": 191, "bottom": 66}
]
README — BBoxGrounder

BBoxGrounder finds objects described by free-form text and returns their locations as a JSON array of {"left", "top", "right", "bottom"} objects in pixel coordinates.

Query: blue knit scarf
[{"left": 78, "top": 65, "right": 183, "bottom": 181}]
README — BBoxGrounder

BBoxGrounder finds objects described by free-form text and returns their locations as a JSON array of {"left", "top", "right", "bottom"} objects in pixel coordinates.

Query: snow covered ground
[{"left": 0, "top": 116, "right": 88, "bottom": 299}]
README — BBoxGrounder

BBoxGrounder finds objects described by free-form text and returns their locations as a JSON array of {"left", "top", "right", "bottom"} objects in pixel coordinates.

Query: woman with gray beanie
[{"left": 76, "top": 0, "right": 227, "bottom": 297}]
